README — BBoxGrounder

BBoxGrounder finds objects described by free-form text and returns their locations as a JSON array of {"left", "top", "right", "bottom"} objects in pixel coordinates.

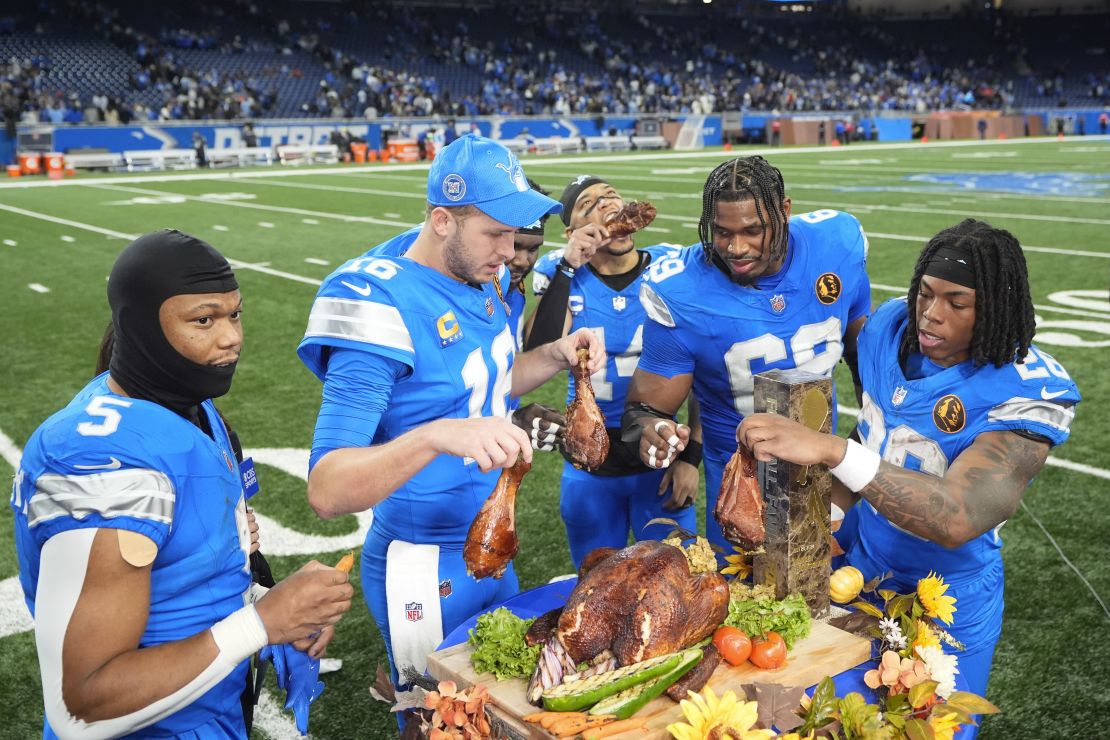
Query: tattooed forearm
[{"left": 860, "top": 431, "right": 1050, "bottom": 548}]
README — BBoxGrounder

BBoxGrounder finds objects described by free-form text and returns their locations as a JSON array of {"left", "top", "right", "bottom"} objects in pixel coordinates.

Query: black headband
[
  {"left": 559, "top": 176, "right": 607, "bottom": 226},
  {"left": 923, "top": 245, "right": 976, "bottom": 289},
  {"left": 518, "top": 216, "right": 546, "bottom": 237}
]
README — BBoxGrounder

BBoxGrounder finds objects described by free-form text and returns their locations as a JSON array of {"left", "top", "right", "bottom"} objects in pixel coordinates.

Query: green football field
[{"left": 1, "top": 136, "right": 1107, "bottom": 738}]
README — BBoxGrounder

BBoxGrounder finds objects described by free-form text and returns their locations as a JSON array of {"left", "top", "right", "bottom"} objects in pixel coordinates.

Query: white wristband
[
  {"left": 829, "top": 440, "right": 882, "bottom": 493},
  {"left": 210, "top": 604, "right": 269, "bottom": 664}
]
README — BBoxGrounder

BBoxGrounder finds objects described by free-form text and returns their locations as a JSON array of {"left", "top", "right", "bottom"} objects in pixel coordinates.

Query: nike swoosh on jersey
[
  {"left": 1040, "top": 387, "right": 1069, "bottom": 400},
  {"left": 341, "top": 280, "right": 373, "bottom": 297},
  {"left": 74, "top": 456, "right": 123, "bottom": 470}
]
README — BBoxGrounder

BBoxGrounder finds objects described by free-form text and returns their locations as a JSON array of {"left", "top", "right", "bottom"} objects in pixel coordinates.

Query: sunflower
[
  {"left": 912, "top": 619, "right": 941, "bottom": 655},
  {"left": 928, "top": 707, "right": 962, "bottom": 740},
  {"left": 721, "top": 551, "right": 752, "bottom": 579},
  {"left": 667, "top": 686, "right": 775, "bottom": 740},
  {"left": 917, "top": 572, "right": 957, "bottom": 625}
]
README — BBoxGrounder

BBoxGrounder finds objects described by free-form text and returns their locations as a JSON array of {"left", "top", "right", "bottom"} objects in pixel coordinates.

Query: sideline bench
[{"left": 276, "top": 144, "right": 339, "bottom": 165}]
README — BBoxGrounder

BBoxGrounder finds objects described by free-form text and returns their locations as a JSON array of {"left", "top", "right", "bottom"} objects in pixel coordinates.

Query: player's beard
[
  {"left": 443, "top": 228, "right": 492, "bottom": 284},
  {"left": 600, "top": 236, "right": 636, "bottom": 258}
]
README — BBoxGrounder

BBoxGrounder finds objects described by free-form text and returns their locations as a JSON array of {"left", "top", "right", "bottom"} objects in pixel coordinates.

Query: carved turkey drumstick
[
  {"left": 463, "top": 456, "right": 531, "bottom": 579},
  {"left": 606, "top": 201, "right": 657, "bottom": 239},
  {"left": 563, "top": 348, "right": 609, "bottom": 471},
  {"left": 714, "top": 442, "right": 765, "bottom": 551}
]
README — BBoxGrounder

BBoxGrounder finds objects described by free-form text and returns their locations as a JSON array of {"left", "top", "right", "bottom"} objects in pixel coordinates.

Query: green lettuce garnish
[
  {"left": 467, "top": 607, "right": 541, "bottom": 680},
  {"left": 724, "top": 593, "right": 812, "bottom": 649}
]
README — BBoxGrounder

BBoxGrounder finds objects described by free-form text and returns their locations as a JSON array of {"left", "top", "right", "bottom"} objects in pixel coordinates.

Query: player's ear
[
  {"left": 428, "top": 207, "right": 454, "bottom": 238},
  {"left": 781, "top": 197, "right": 793, "bottom": 220}
]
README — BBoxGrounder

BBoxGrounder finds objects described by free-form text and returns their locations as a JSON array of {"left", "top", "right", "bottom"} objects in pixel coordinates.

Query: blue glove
[{"left": 260, "top": 644, "right": 326, "bottom": 735}]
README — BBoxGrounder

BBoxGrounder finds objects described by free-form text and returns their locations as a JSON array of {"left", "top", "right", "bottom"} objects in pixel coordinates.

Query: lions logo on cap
[
  {"left": 442, "top": 173, "right": 466, "bottom": 201},
  {"left": 495, "top": 157, "right": 529, "bottom": 192},
  {"left": 815, "top": 273, "right": 842, "bottom": 305},
  {"left": 933, "top": 394, "right": 966, "bottom": 434}
]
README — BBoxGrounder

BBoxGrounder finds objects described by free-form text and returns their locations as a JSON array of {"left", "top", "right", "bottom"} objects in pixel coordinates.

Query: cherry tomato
[
  {"left": 712, "top": 625, "right": 752, "bottom": 666},
  {"left": 749, "top": 631, "right": 787, "bottom": 669}
]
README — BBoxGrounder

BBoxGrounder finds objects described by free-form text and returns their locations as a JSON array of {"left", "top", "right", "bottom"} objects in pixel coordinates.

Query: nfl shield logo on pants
[{"left": 405, "top": 601, "right": 423, "bottom": 622}]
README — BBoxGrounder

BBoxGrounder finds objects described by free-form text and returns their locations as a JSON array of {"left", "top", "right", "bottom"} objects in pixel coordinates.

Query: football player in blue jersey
[
  {"left": 12, "top": 230, "right": 354, "bottom": 739},
  {"left": 506, "top": 179, "right": 569, "bottom": 451},
  {"left": 622, "top": 156, "right": 871, "bottom": 554},
  {"left": 738, "top": 219, "right": 1080, "bottom": 706},
  {"left": 297, "top": 135, "right": 604, "bottom": 694},
  {"left": 525, "top": 175, "right": 699, "bottom": 568}
]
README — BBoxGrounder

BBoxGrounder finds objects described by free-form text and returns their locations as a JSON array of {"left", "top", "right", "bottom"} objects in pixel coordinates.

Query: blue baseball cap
[{"left": 427, "top": 134, "right": 561, "bottom": 228}]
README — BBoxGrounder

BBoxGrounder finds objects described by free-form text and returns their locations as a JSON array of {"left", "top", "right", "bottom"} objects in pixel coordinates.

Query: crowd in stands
[{"left": 2, "top": 0, "right": 1108, "bottom": 126}]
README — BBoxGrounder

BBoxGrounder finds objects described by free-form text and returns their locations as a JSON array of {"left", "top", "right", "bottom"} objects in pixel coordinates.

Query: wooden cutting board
[{"left": 427, "top": 621, "right": 871, "bottom": 739}]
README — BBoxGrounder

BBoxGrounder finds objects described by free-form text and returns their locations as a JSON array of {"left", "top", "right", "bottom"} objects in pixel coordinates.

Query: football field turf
[{"left": 1, "top": 136, "right": 1107, "bottom": 738}]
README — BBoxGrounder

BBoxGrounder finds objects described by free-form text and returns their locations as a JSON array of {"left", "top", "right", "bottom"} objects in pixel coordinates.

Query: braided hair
[
  {"left": 901, "top": 219, "right": 1036, "bottom": 368},
  {"left": 698, "top": 156, "right": 789, "bottom": 279}
]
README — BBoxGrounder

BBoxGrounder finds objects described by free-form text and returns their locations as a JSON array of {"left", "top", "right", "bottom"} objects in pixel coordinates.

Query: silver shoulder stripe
[
  {"left": 305, "top": 296, "right": 414, "bottom": 353},
  {"left": 28, "top": 468, "right": 175, "bottom": 528},
  {"left": 639, "top": 282, "right": 675, "bottom": 328},
  {"left": 987, "top": 396, "right": 1075, "bottom": 433}
]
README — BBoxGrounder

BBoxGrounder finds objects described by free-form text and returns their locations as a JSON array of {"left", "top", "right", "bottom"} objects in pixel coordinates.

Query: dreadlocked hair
[
  {"left": 901, "top": 218, "right": 1036, "bottom": 368},
  {"left": 698, "top": 156, "right": 788, "bottom": 277}
]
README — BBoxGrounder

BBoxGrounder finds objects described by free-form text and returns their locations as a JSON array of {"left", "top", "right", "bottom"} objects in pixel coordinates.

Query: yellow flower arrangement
[
  {"left": 667, "top": 686, "right": 775, "bottom": 740},
  {"left": 911, "top": 618, "right": 941, "bottom": 654},
  {"left": 917, "top": 571, "right": 957, "bottom": 625},
  {"left": 928, "top": 707, "right": 962, "bottom": 740}
]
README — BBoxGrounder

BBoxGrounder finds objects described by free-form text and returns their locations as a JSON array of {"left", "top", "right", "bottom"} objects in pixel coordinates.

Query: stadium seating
[{"left": 2, "top": 1, "right": 1106, "bottom": 125}]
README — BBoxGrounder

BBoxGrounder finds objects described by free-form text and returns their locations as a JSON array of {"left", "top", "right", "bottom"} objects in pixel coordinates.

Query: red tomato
[
  {"left": 749, "top": 631, "right": 787, "bottom": 669},
  {"left": 712, "top": 626, "right": 752, "bottom": 666}
]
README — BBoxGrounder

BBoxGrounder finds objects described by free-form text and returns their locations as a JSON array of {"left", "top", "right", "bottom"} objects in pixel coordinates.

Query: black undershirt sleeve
[{"left": 525, "top": 266, "right": 573, "bottom": 350}]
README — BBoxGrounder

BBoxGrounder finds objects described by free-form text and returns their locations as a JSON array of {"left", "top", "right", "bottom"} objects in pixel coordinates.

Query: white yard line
[
  {"left": 4, "top": 199, "right": 1103, "bottom": 323},
  {"left": 1019, "top": 500, "right": 1110, "bottom": 621},
  {"left": 86, "top": 183, "right": 416, "bottom": 229},
  {"left": 234, "top": 177, "right": 426, "bottom": 200},
  {"left": 867, "top": 231, "right": 1110, "bottom": 260},
  {"left": 0, "top": 203, "right": 321, "bottom": 286}
]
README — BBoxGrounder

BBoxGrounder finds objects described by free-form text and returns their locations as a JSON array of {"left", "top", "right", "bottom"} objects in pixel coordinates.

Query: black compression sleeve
[{"left": 525, "top": 264, "right": 574, "bottom": 350}]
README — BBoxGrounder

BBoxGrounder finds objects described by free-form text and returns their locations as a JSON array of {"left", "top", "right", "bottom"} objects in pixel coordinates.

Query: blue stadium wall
[
  {"left": 33, "top": 116, "right": 723, "bottom": 153},
  {"left": 19, "top": 110, "right": 1107, "bottom": 155}
]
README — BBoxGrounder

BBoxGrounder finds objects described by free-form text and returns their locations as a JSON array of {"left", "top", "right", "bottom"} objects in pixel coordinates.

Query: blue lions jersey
[
  {"left": 506, "top": 283, "right": 527, "bottom": 353},
  {"left": 852, "top": 298, "right": 1080, "bottom": 582},
  {"left": 533, "top": 245, "right": 683, "bottom": 425},
  {"left": 637, "top": 210, "right": 871, "bottom": 459},
  {"left": 298, "top": 235, "right": 516, "bottom": 544},
  {"left": 12, "top": 374, "right": 252, "bottom": 737}
]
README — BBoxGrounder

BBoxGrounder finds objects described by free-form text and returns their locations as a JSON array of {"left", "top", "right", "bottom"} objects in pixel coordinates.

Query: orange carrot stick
[
  {"left": 581, "top": 717, "right": 650, "bottom": 739},
  {"left": 334, "top": 551, "right": 355, "bottom": 574},
  {"left": 539, "top": 712, "right": 586, "bottom": 729},
  {"left": 550, "top": 714, "right": 617, "bottom": 737},
  {"left": 523, "top": 711, "right": 567, "bottom": 724}
]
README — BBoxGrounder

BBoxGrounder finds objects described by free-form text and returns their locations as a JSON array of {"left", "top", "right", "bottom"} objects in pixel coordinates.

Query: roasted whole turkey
[
  {"left": 563, "top": 348, "right": 608, "bottom": 470},
  {"left": 714, "top": 442, "right": 765, "bottom": 551},
  {"left": 463, "top": 456, "right": 530, "bottom": 579},
  {"left": 555, "top": 540, "right": 729, "bottom": 665}
]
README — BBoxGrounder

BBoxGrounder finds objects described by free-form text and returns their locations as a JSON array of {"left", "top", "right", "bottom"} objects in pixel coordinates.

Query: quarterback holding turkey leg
[{"left": 298, "top": 135, "right": 603, "bottom": 694}]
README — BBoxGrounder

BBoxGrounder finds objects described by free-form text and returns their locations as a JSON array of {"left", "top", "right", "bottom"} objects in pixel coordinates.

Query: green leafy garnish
[
  {"left": 467, "top": 607, "right": 540, "bottom": 680},
  {"left": 724, "top": 593, "right": 812, "bottom": 649}
]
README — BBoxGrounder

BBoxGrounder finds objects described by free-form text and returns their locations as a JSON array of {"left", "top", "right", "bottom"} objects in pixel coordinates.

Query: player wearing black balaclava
[{"left": 108, "top": 228, "right": 239, "bottom": 422}]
